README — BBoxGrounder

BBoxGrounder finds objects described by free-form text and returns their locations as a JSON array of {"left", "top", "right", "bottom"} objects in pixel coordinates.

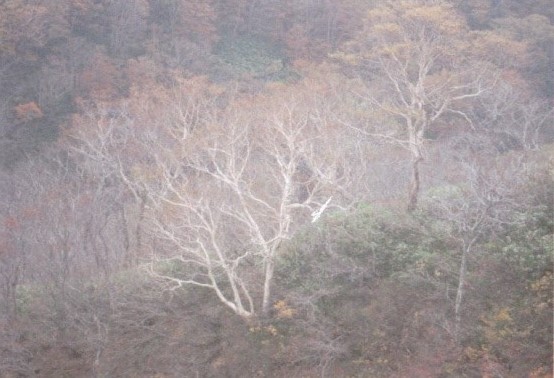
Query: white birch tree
[
  {"left": 145, "top": 97, "right": 346, "bottom": 318},
  {"left": 70, "top": 82, "right": 353, "bottom": 319}
]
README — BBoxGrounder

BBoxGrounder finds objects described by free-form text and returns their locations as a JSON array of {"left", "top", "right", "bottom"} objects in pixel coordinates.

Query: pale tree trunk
[
  {"left": 454, "top": 238, "right": 475, "bottom": 341},
  {"left": 454, "top": 249, "right": 467, "bottom": 340},
  {"left": 262, "top": 258, "right": 275, "bottom": 315},
  {"left": 120, "top": 193, "right": 147, "bottom": 268},
  {"left": 406, "top": 121, "right": 425, "bottom": 212},
  {"left": 407, "top": 154, "right": 423, "bottom": 212}
]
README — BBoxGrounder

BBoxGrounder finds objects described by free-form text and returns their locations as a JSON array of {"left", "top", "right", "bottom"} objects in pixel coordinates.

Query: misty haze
[{"left": 0, "top": 1, "right": 552, "bottom": 377}]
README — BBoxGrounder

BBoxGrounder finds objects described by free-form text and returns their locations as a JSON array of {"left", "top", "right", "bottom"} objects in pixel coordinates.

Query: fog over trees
[{"left": 0, "top": 1, "right": 552, "bottom": 377}]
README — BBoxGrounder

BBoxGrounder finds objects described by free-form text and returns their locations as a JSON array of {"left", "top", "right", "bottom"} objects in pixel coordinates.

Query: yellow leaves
[
  {"left": 414, "top": 260, "right": 427, "bottom": 274},
  {"left": 480, "top": 307, "right": 513, "bottom": 329},
  {"left": 365, "top": 8, "right": 391, "bottom": 24},
  {"left": 329, "top": 51, "right": 361, "bottom": 66},
  {"left": 265, "top": 324, "right": 278, "bottom": 336},
  {"left": 249, "top": 324, "right": 279, "bottom": 337},
  {"left": 273, "top": 300, "right": 296, "bottom": 319},
  {"left": 349, "top": 1, "right": 470, "bottom": 68},
  {"left": 463, "top": 345, "right": 513, "bottom": 378},
  {"left": 378, "top": 43, "right": 410, "bottom": 59},
  {"left": 246, "top": 301, "right": 295, "bottom": 343},
  {"left": 470, "top": 30, "right": 529, "bottom": 68},
  {"left": 530, "top": 271, "right": 552, "bottom": 293},
  {"left": 407, "top": 5, "right": 466, "bottom": 34},
  {"left": 371, "top": 22, "right": 403, "bottom": 39},
  {"left": 480, "top": 307, "right": 518, "bottom": 345},
  {"left": 492, "top": 308, "right": 512, "bottom": 323},
  {"left": 374, "top": 357, "right": 389, "bottom": 365},
  {"left": 365, "top": 1, "right": 466, "bottom": 40},
  {"left": 530, "top": 271, "right": 553, "bottom": 311},
  {"left": 463, "top": 346, "right": 482, "bottom": 362}
]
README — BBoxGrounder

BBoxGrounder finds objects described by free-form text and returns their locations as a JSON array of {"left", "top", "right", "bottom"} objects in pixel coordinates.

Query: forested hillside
[{"left": 1, "top": 0, "right": 552, "bottom": 377}]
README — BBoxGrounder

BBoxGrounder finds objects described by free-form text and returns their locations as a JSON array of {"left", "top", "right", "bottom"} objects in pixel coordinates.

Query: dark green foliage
[
  {"left": 278, "top": 205, "right": 456, "bottom": 295},
  {"left": 212, "top": 36, "right": 292, "bottom": 81},
  {"left": 272, "top": 169, "right": 553, "bottom": 375},
  {"left": 487, "top": 167, "right": 553, "bottom": 278}
]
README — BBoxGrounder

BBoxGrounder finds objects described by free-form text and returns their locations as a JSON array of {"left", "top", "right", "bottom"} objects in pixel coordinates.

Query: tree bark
[
  {"left": 262, "top": 258, "right": 274, "bottom": 315},
  {"left": 454, "top": 239, "right": 475, "bottom": 341},
  {"left": 407, "top": 154, "right": 423, "bottom": 212}
]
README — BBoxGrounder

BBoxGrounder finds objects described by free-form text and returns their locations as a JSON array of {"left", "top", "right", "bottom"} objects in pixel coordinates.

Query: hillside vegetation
[{"left": 0, "top": 0, "right": 552, "bottom": 377}]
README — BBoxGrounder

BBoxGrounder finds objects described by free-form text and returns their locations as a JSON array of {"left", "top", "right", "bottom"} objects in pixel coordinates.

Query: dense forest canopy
[{"left": 0, "top": 0, "right": 552, "bottom": 377}]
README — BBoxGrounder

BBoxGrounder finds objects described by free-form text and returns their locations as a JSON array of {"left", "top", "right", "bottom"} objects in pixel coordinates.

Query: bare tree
[
  {"left": 339, "top": 0, "right": 497, "bottom": 211},
  {"left": 471, "top": 80, "right": 554, "bottom": 152},
  {"left": 143, "top": 96, "right": 349, "bottom": 318},
  {"left": 69, "top": 79, "right": 357, "bottom": 320},
  {"left": 68, "top": 104, "right": 150, "bottom": 267},
  {"left": 2, "top": 150, "right": 127, "bottom": 347},
  {"left": 423, "top": 156, "right": 529, "bottom": 340}
]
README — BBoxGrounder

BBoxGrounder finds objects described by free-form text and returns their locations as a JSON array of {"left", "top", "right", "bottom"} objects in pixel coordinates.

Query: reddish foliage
[
  {"left": 14, "top": 102, "right": 43, "bottom": 122},
  {"left": 78, "top": 51, "right": 125, "bottom": 100},
  {"left": 3, "top": 216, "right": 20, "bottom": 231}
]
